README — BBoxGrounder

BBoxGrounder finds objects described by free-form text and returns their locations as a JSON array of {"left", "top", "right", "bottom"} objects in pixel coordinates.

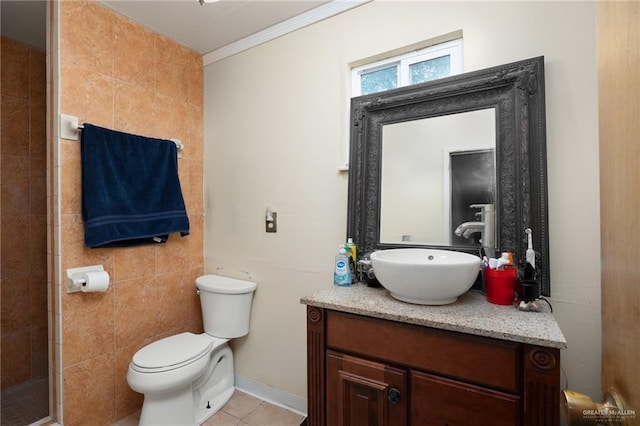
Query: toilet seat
[{"left": 131, "top": 332, "right": 213, "bottom": 373}]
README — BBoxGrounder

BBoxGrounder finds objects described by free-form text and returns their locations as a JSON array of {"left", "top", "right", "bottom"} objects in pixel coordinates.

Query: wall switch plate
[{"left": 266, "top": 212, "right": 277, "bottom": 233}]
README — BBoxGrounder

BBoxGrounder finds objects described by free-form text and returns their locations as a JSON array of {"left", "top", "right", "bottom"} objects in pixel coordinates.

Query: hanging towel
[{"left": 81, "top": 123, "right": 190, "bottom": 248}]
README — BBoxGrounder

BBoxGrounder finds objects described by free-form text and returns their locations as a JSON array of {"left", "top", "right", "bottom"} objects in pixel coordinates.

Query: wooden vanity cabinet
[
  {"left": 411, "top": 370, "right": 520, "bottom": 425},
  {"left": 306, "top": 306, "right": 561, "bottom": 426},
  {"left": 326, "top": 350, "right": 407, "bottom": 426}
]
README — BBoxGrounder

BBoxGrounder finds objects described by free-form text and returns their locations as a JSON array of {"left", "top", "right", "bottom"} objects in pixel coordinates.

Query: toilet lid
[
  {"left": 132, "top": 332, "right": 212, "bottom": 371},
  {"left": 196, "top": 275, "right": 257, "bottom": 294}
]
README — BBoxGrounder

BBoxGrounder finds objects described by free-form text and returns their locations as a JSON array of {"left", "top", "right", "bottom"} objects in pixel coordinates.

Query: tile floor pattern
[
  {"left": 114, "top": 390, "right": 305, "bottom": 426},
  {"left": 0, "top": 377, "right": 49, "bottom": 426}
]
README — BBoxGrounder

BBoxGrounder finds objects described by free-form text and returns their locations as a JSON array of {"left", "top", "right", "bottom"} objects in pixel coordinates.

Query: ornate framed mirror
[{"left": 347, "top": 56, "right": 550, "bottom": 295}]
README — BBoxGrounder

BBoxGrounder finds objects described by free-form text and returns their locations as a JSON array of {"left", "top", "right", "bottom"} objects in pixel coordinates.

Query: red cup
[{"left": 484, "top": 267, "right": 517, "bottom": 305}]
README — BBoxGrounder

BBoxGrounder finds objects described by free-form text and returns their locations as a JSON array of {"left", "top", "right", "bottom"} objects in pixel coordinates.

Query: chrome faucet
[
  {"left": 455, "top": 221, "right": 485, "bottom": 239},
  {"left": 454, "top": 204, "right": 495, "bottom": 257}
]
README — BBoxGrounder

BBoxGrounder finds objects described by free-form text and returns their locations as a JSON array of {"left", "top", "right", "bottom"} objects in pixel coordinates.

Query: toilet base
[
  {"left": 139, "top": 383, "right": 195, "bottom": 426},
  {"left": 194, "top": 387, "right": 234, "bottom": 424},
  {"left": 136, "top": 343, "right": 235, "bottom": 426},
  {"left": 193, "top": 344, "right": 235, "bottom": 424},
  {"left": 138, "top": 387, "right": 234, "bottom": 426}
]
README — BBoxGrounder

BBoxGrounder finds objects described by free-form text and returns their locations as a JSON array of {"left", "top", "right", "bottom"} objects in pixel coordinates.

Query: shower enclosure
[{"left": 1, "top": 5, "right": 50, "bottom": 423}]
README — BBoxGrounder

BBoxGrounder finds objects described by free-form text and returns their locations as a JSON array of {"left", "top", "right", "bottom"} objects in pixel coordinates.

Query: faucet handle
[{"left": 470, "top": 203, "right": 495, "bottom": 212}]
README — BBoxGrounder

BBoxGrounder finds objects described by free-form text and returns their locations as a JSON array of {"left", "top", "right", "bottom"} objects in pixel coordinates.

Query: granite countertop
[{"left": 301, "top": 283, "right": 567, "bottom": 349}]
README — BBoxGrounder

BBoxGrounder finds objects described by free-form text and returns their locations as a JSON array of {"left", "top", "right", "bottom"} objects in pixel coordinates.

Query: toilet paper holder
[{"left": 66, "top": 265, "right": 107, "bottom": 293}]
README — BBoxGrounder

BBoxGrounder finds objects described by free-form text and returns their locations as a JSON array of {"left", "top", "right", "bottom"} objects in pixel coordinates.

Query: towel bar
[{"left": 61, "top": 113, "right": 184, "bottom": 157}]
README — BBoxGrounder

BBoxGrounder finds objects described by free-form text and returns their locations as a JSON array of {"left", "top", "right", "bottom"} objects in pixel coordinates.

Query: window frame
[{"left": 351, "top": 39, "right": 463, "bottom": 97}]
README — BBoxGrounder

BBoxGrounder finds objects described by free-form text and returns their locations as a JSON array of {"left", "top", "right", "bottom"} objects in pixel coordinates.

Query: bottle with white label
[{"left": 334, "top": 246, "right": 352, "bottom": 286}]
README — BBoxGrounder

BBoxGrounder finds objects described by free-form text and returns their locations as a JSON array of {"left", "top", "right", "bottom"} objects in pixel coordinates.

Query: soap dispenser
[{"left": 334, "top": 246, "right": 352, "bottom": 286}]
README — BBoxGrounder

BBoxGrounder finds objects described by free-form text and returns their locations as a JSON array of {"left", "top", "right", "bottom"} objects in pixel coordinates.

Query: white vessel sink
[{"left": 370, "top": 248, "right": 482, "bottom": 305}]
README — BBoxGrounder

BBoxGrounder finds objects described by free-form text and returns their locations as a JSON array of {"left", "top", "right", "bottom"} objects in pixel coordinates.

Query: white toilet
[{"left": 127, "top": 275, "right": 257, "bottom": 426}]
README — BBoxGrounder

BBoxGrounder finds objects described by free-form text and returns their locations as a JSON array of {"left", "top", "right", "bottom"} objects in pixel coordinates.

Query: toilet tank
[{"left": 195, "top": 275, "right": 257, "bottom": 338}]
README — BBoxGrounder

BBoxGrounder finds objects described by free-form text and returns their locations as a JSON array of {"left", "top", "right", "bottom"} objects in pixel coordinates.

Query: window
[{"left": 352, "top": 39, "right": 463, "bottom": 97}]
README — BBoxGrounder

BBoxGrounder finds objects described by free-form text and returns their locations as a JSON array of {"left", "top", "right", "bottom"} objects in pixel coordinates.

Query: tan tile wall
[
  {"left": 58, "top": 1, "right": 204, "bottom": 424},
  {"left": 0, "top": 36, "right": 48, "bottom": 389}
]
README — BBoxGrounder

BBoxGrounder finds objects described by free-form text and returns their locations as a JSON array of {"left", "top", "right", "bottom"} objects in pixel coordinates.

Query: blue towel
[{"left": 81, "top": 123, "right": 190, "bottom": 248}]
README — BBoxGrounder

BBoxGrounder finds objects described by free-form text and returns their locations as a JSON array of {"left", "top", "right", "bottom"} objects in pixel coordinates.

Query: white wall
[{"left": 204, "top": 0, "right": 601, "bottom": 407}]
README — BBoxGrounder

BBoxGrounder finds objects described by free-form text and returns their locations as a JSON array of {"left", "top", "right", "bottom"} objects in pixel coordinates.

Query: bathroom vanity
[{"left": 301, "top": 285, "right": 566, "bottom": 426}]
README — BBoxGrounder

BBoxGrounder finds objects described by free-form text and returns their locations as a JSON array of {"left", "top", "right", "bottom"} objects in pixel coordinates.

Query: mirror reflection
[{"left": 380, "top": 109, "right": 496, "bottom": 248}]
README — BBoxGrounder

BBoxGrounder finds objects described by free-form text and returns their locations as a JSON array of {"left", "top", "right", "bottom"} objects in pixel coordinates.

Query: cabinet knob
[{"left": 388, "top": 388, "right": 401, "bottom": 404}]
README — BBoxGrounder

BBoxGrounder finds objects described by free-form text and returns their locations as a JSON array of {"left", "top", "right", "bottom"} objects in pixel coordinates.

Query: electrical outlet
[{"left": 266, "top": 212, "right": 277, "bottom": 233}]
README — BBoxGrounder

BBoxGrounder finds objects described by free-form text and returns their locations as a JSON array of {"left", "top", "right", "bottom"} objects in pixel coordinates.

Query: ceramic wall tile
[
  {"left": 1, "top": 96, "right": 30, "bottom": 158},
  {"left": 113, "top": 80, "right": 155, "bottom": 136},
  {"left": 30, "top": 48, "right": 47, "bottom": 104},
  {"left": 30, "top": 214, "right": 49, "bottom": 323},
  {"left": 30, "top": 101, "right": 47, "bottom": 159},
  {"left": 189, "top": 267, "right": 205, "bottom": 333},
  {"left": 59, "top": 215, "right": 114, "bottom": 274},
  {"left": 186, "top": 159, "right": 204, "bottom": 215},
  {"left": 114, "top": 15, "right": 155, "bottom": 91},
  {"left": 189, "top": 215, "right": 204, "bottom": 271},
  {"left": 152, "top": 93, "right": 189, "bottom": 142},
  {"left": 188, "top": 51, "right": 204, "bottom": 107},
  {"left": 187, "top": 103, "right": 205, "bottom": 160},
  {"left": 113, "top": 245, "right": 156, "bottom": 282},
  {"left": 58, "top": 1, "right": 204, "bottom": 421},
  {"left": 155, "top": 233, "right": 190, "bottom": 275},
  {"left": 31, "top": 272, "right": 49, "bottom": 328},
  {"left": 0, "top": 215, "right": 31, "bottom": 279},
  {"left": 0, "top": 271, "right": 31, "bottom": 334},
  {"left": 1, "top": 156, "right": 31, "bottom": 214},
  {"left": 114, "top": 276, "right": 159, "bottom": 347},
  {"left": 60, "top": 63, "right": 114, "bottom": 129},
  {"left": 63, "top": 352, "right": 116, "bottom": 425},
  {"left": 30, "top": 158, "right": 47, "bottom": 214},
  {"left": 1, "top": 36, "right": 49, "bottom": 389},
  {"left": 155, "top": 272, "right": 191, "bottom": 331},
  {"left": 31, "top": 325, "right": 49, "bottom": 378},
  {"left": 1, "top": 37, "right": 30, "bottom": 99},
  {"left": 60, "top": 1, "right": 114, "bottom": 77},
  {"left": 0, "top": 330, "right": 31, "bottom": 388},
  {"left": 114, "top": 344, "right": 143, "bottom": 419},
  {"left": 154, "top": 34, "right": 189, "bottom": 102},
  {"left": 59, "top": 150, "right": 82, "bottom": 215},
  {"left": 61, "top": 289, "right": 115, "bottom": 368}
]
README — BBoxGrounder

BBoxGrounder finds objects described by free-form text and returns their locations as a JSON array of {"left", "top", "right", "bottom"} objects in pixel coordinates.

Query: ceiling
[
  {"left": 100, "top": 0, "right": 329, "bottom": 55},
  {"left": 0, "top": 0, "right": 338, "bottom": 56}
]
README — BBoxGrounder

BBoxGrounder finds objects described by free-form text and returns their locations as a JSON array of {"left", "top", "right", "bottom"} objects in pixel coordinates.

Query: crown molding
[{"left": 203, "top": 0, "right": 370, "bottom": 66}]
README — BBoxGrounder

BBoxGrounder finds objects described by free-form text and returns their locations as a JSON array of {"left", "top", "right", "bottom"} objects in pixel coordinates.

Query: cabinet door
[
  {"left": 411, "top": 370, "right": 520, "bottom": 426},
  {"left": 327, "top": 350, "right": 407, "bottom": 426}
]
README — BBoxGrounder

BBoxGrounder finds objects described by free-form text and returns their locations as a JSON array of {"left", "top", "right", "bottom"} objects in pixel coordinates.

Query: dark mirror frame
[{"left": 347, "top": 56, "right": 550, "bottom": 296}]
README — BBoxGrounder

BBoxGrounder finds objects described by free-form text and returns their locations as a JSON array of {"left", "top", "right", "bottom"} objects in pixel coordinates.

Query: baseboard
[{"left": 234, "top": 374, "right": 307, "bottom": 417}]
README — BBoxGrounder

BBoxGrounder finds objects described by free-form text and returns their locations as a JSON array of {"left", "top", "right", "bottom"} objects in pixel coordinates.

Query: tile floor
[
  {"left": 114, "top": 390, "right": 305, "bottom": 426},
  {"left": 0, "top": 377, "right": 49, "bottom": 426}
]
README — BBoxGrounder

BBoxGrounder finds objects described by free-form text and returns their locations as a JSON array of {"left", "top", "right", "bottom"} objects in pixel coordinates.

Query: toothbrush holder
[{"left": 484, "top": 267, "right": 517, "bottom": 305}]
